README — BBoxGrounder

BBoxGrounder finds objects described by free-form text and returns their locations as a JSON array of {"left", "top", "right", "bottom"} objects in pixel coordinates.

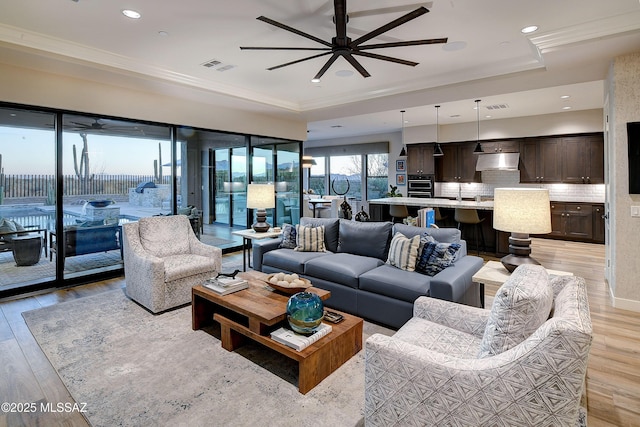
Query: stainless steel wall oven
[{"left": 407, "top": 175, "right": 434, "bottom": 198}]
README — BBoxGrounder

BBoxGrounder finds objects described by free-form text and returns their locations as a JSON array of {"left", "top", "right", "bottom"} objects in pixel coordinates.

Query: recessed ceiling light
[
  {"left": 158, "top": 31, "right": 169, "bottom": 37},
  {"left": 562, "top": 106, "right": 572, "bottom": 110},
  {"left": 561, "top": 95, "right": 570, "bottom": 99},
  {"left": 521, "top": 25, "right": 538, "bottom": 34},
  {"left": 485, "top": 115, "right": 492, "bottom": 118},
  {"left": 122, "top": 9, "right": 141, "bottom": 19},
  {"left": 311, "top": 78, "right": 321, "bottom": 83}
]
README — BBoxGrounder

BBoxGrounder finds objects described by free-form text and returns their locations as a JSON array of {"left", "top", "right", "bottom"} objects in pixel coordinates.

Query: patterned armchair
[
  {"left": 365, "top": 265, "right": 592, "bottom": 426},
  {"left": 123, "top": 215, "right": 221, "bottom": 313}
]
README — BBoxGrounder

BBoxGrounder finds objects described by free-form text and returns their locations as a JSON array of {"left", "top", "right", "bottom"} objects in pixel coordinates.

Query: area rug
[{"left": 23, "top": 289, "right": 393, "bottom": 427}]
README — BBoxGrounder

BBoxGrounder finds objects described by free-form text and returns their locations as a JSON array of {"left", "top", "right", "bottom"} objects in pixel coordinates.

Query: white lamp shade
[
  {"left": 246, "top": 183, "right": 275, "bottom": 209},
  {"left": 493, "top": 188, "right": 552, "bottom": 234}
]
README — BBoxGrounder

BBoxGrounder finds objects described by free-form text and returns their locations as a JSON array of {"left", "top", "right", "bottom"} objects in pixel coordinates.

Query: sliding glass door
[
  {"left": 60, "top": 114, "right": 171, "bottom": 279},
  {"left": 0, "top": 107, "right": 56, "bottom": 292}
]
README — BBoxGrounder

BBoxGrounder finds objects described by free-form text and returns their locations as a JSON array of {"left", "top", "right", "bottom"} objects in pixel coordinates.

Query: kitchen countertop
[{"left": 369, "top": 197, "right": 494, "bottom": 210}]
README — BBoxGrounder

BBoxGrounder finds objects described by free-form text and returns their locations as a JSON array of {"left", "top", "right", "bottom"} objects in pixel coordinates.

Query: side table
[
  {"left": 473, "top": 260, "right": 573, "bottom": 307},
  {"left": 231, "top": 228, "right": 282, "bottom": 271},
  {"left": 12, "top": 234, "right": 43, "bottom": 266}
]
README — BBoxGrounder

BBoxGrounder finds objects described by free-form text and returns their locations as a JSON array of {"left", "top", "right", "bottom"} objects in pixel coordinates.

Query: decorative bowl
[
  {"left": 286, "top": 291, "right": 324, "bottom": 334},
  {"left": 265, "top": 273, "right": 311, "bottom": 294}
]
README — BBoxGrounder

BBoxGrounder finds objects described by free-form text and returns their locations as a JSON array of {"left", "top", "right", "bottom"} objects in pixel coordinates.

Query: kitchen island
[
  {"left": 368, "top": 197, "right": 501, "bottom": 255},
  {"left": 368, "top": 197, "right": 494, "bottom": 211}
]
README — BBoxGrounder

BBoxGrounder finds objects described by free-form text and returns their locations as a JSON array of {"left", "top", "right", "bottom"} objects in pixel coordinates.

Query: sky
[{"left": 0, "top": 126, "right": 172, "bottom": 176}]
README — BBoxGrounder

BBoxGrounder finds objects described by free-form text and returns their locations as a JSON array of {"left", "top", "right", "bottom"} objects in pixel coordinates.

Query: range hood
[{"left": 475, "top": 152, "right": 520, "bottom": 171}]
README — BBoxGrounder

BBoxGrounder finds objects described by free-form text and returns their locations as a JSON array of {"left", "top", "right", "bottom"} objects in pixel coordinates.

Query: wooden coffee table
[{"left": 192, "top": 271, "right": 363, "bottom": 394}]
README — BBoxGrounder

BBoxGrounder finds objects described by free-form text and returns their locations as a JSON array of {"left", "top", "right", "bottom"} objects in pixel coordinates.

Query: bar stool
[
  {"left": 454, "top": 208, "right": 486, "bottom": 255},
  {"left": 389, "top": 204, "right": 409, "bottom": 224},
  {"left": 434, "top": 207, "right": 448, "bottom": 227}
]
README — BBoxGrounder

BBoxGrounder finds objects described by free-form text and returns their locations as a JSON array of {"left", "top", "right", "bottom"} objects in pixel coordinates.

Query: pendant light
[
  {"left": 399, "top": 110, "right": 407, "bottom": 157},
  {"left": 473, "top": 99, "right": 484, "bottom": 154},
  {"left": 433, "top": 105, "right": 444, "bottom": 157}
]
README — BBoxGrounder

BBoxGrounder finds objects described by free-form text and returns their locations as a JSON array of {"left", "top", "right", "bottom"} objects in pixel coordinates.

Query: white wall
[{"left": 0, "top": 61, "right": 307, "bottom": 141}]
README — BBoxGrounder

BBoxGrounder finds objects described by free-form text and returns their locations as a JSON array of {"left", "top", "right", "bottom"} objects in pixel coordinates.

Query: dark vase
[{"left": 286, "top": 292, "right": 324, "bottom": 334}]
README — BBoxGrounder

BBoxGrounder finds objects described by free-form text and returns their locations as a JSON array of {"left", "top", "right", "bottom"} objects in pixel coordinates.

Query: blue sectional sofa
[{"left": 252, "top": 218, "right": 484, "bottom": 328}]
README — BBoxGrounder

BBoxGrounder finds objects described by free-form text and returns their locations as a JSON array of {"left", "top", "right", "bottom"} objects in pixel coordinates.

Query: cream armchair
[
  {"left": 365, "top": 265, "right": 592, "bottom": 426},
  {"left": 123, "top": 215, "right": 222, "bottom": 313}
]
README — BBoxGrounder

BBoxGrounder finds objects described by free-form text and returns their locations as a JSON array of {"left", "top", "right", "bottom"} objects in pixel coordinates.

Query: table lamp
[
  {"left": 247, "top": 183, "right": 275, "bottom": 232},
  {"left": 493, "top": 188, "right": 551, "bottom": 272}
]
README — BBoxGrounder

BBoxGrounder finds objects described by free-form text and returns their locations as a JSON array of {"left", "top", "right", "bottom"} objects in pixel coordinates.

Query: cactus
[
  {"left": 153, "top": 143, "right": 163, "bottom": 183},
  {"left": 73, "top": 133, "right": 93, "bottom": 193}
]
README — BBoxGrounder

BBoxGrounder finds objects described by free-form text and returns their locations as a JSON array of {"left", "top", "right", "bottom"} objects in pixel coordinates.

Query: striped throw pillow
[
  {"left": 386, "top": 232, "right": 421, "bottom": 271},
  {"left": 294, "top": 224, "right": 326, "bottom": 252}
]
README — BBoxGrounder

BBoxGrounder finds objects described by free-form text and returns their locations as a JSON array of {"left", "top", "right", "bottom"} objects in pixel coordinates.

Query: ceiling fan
[
  {"left": 66, "top": 119, "right": 140, "bottom": 134},
  {"left": 240, "top": 0, "right": 448, "bottom": 79}
]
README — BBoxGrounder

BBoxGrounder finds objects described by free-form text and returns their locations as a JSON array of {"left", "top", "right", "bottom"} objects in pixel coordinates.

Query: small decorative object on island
[
  {"left": 386, "top": 185, "right": 402, "bottom": 197},
  {"left": 286, "top": 291, "right": 324, "bottom": 334},
  {"left": 355, "top": 206, "right": 370, "bottom": 222}
]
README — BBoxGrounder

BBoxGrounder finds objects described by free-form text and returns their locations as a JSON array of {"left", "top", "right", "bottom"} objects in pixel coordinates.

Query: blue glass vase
[{"left": 286, "top": 291, "right": 324, "bottom": 334}]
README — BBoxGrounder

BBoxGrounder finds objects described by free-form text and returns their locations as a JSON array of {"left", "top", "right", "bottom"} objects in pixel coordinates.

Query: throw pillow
[
  {"left": 386, "top": 232, "right": 421, "bottom": 272},
  {"left": 279, "top": 223, "right": 297, "bottom": 249},
  {"left": 294, "top": 224, "right": 326, "bottom": 252},
  {"left": 477, "top": 264, "right": 553, "bottom": 358},
  {"left": 416, "top": 242, "right": 461, "bottom": 276}
]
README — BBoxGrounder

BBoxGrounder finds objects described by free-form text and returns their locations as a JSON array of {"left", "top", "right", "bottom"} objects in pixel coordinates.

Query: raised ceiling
[{"left": 1, "top": 0, "right": 639, "bottom": 140}]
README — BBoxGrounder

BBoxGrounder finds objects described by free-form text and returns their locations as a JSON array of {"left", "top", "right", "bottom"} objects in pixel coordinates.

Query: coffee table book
[
  {"left": 270, "top": 323, "right": 332, "bottom": 351},
  {"left": 203, "top": 277, "right": 249, "bottom": 296}
]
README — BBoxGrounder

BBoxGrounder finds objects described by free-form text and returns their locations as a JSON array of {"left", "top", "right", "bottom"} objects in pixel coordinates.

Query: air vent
[
  {"left": 202, "top": 59, "right": 222, "bottom": 68},
  {"left": 216, "top": 65, "right": 235, "bottom": 72},
  {"left": 485, "top": 104, "right": 510, "bottom": 110}
]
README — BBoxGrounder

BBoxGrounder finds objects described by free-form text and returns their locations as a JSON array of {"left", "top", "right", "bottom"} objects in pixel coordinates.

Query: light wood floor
[{"left": 1, "top": 241, "right": 639, "bottom": 426}]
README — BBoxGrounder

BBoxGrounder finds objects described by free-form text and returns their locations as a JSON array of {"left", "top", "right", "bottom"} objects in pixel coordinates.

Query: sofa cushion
[
  {"left": 305, "top": 253, "right": 384, "bottom": 289},
  {"left": 393, "top": 317, "right": 482, "bottom": 359},
  {"left": 279, "top": 223, "right": 297, "bottom": 249},
  {"left": 138, "top": 216, "right": 191, "bottom": 257},
  {"left": 294, "top": 224, "right": 326, "bottom": 252},
  {"left": 337, "top": 220, "right": 392, "bottom": 260},
  {"left": 386, "top": 232, "right": 421, "bottom": 271},
  {"left": 263, "top": 248, "right": 332, "bottom": 274},
  {"left": 359, "top": 264, "right": 431, "bottom": 303},
  {"left": 394, "top": 223, "right": 462, "bottom": 244},
  {"left": 478, "top": 264, "right": 553, "bottom": 358},
  {"left": 300, "top": 217, "right": 339, "bottom": 252},
  {"left": 416, "top": 242, "right": 461, "bottom": 276}
]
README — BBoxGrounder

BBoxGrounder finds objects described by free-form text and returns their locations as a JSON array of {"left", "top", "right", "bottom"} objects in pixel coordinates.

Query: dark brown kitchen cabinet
[
  {"left": 593, "top": 204, "right": 605, "bottom": 243},
  {"left": 549, "top": 203, "right": 593, "bottom": 240},
  {"left": 520, "top": 138, "right": 562, "bottom": 183},
  {"left": 436, "top": 142, "right": 479, "bottom": 182},
  {"left": 406, "top": 144, "right": 435, "bottom": 175},
  {"left": 562, "top": 135, "right": 604, "bottom": 184},
  {"left": 480, "top": 140, "right": 520, "bottom": 153}
]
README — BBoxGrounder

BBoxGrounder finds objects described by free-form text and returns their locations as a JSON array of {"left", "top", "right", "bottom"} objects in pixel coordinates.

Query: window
[
  {"left": 329, "top": 155, "right": 361, "bottom": 199},
  {"left": 366, "top": 153, "right": 389, "bottom": 199},
  {"left": 308, "top": 156, "right": 326, "bottom": 196}
]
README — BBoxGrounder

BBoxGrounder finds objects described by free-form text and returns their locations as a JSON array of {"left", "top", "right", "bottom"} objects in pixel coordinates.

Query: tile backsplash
[{"left": 435, "top": 170, "right": 605, "bottom": 203}]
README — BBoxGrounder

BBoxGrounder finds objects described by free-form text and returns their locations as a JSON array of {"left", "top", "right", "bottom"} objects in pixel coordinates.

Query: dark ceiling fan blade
[
  {"left": 348, "top": 3, "right": 433, "bottom": 19},
  {"left": 333, "top": 0, "right": 348, "bottom": 43},
  {"left": 256, "top": 16, "right": 332, "bottom": 48},
  {"left": 241, "top": 46, "right": 331, "bottom": 51},
  {"left": 267, "top": 51, "right": 333, "bottom": 71},
  {"left": 352, "top": 51, "right": 418, "bottom": 67},
  {"left": 314, "top": 53, "right": 341, "bottom": 80},
  {"left": 350, "top": 7, "right": 428, "bottom": 47},
  {"left": 357, "top": 38, "right": 448, "bottom": 50},
  {"left": 341, "top": 53, "right": 371, "bottom": 78}
]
